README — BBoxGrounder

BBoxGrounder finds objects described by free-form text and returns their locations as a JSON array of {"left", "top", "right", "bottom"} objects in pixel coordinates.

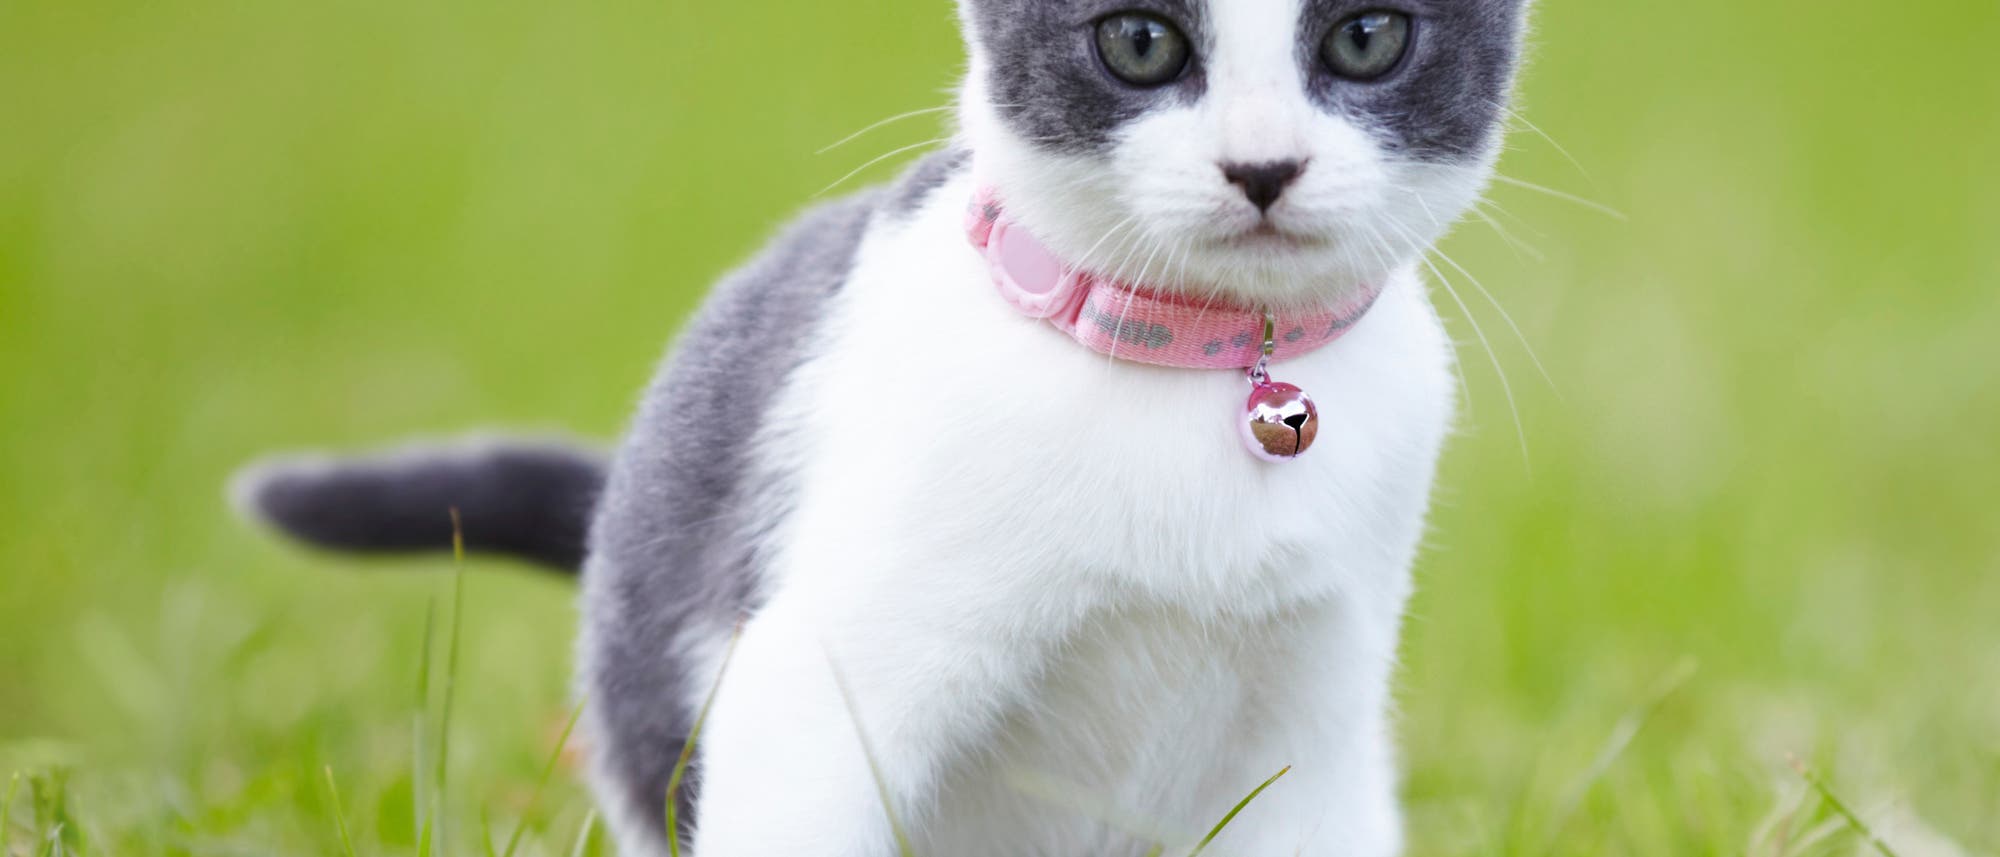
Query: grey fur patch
[
  {"left": 578, "top": 185, "right": 884, "bottom": 850},
  {"left": 966, "top": 0, "right": 1211, "bottom": 154},
  {"left": 1297, "top": 0, "right": 1526, "bottom": 160},
  {"left": 884, "top": 147, "right": 971, "bottom": 219}
]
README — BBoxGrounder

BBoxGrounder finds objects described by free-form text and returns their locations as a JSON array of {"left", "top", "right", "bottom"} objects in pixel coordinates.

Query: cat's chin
[
  {"left": 1149, "top": 252, "right": 1388, "bottom": 312},
  {"left": 1212, "top": 224, "right": 1328, "bottom": 252},
  {"left": 1152, "top": 229, "right": 1379, "bottom": 298}
]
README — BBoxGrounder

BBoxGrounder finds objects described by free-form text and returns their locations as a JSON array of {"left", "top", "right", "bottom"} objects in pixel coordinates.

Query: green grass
[{"left": 3, "top": 0, "right": 1998, "bottom": 854}]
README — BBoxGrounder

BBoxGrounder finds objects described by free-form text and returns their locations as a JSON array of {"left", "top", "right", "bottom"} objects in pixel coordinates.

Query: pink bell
[{"left": 1243, "top": 381, "right": 1319, "bottom": 461}]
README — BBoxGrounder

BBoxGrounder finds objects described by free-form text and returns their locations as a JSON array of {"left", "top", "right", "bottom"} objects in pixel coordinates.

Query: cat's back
[
  {"left": 589, "top": 149, "right": 969, "bottom": 598},
  {"left": 575, "top": 150, "right": 968, "bottom": 848}
]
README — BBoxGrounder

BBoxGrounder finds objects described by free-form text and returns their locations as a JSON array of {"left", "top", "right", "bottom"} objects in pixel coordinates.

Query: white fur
[{"left": 657, "top": 2, "right": 1485, "bottom": 854}]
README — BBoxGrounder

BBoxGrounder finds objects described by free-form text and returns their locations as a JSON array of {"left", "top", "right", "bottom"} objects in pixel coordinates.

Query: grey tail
[{"left": 230, "top": 439, "right": 607, "bottom": 574}]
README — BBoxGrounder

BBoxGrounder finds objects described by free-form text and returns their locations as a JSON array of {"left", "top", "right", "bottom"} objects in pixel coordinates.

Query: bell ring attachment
[{"left": 1243, "top": 381, "right": 1319, "bottom": 461}]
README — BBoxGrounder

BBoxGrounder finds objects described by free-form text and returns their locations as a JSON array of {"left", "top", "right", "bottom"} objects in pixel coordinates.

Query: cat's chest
[
  {"left": 914, "top": 603, "right": 1306, "bottom": 855},
  {"left": 762, "top": 199, "right": 1453, "bottom": 612}
]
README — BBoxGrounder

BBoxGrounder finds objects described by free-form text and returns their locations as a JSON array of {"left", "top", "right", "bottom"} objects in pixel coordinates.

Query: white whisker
[
  {"left": 1358, "top": 223, "right": 1474, "bottom": 421},
  {"left": 816, "top": 137, "right": 951, "bottom": 197},
  {"left": 815, "top": 105, "right": 955, "bottom": 155},
  {"left": 1492, "top": 174, "right": 1627, "bottom": 222},
  {"left": 1471, "top": 208, "right": 1544, "bottom": 262},
  {"left": 1385, "top": 218, "right": 1529, "bottom": 469},
  {"left": 1477, "top": 199, "right": 1548, "bottom": 240},
  {"left": 1425, "top": 243, "right": 1557, "bottom": 396},
  {"left": 1077, "top": 215, "right": 1141, "bottom": 272},
  {"left": 1504, "top": 108, "right": 1595, "bottom": 187},
  {"left": 1109, "top": 233, "right": 1169, "bottom": 364}
]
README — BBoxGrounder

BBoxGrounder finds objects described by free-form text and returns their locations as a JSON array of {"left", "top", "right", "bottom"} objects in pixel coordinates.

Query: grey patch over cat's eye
[
  {"left": 1297, "top": 0, "right": 1526, "bottom": 160},
  {"left": 966, "top": 0, "right": 1211, "bottom": 154}
]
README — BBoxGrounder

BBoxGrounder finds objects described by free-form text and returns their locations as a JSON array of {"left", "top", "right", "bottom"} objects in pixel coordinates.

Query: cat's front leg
[
  {"left": 688, "top": 570, "right": 1077, "bottom": 857},
  {"left": 1184, "top": 597, "right": 1408, "bottom": 857}
]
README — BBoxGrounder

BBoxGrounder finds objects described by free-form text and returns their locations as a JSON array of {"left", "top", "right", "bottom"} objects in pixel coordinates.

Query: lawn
[{"left": 2, "top": 0, "right": 1997, "bottom": 854}]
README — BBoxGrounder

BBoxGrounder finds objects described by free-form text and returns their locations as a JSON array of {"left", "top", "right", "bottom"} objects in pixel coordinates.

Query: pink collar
[{"left": 964, "top": 187, "right": 1380, "bottom": 371}]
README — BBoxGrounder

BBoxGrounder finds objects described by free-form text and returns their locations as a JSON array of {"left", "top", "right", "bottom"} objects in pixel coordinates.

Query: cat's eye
[
  {"left": 1095, "top": 13, "right": 1191, "bottom": 87},
  {"left": 1322, "top": 11, "right": 1412, "bottom": 81}
]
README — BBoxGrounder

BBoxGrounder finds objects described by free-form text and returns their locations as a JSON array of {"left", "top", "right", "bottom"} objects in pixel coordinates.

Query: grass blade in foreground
[
  {"left": 501, "top": 697, "right": 589, "bottom": 857},
  {"left": 321, "top": 766, "right": 360, "bottom": 857},
  {"left": 481, "top": 809, "right": 499, "bottom": 857},
  {"left": 430, "top": 509, "right": 471, "bottom": 856},
  {"left": 1, "top": 771, "right": 18, "bottom": 853},
  {"left": 570, "top": 810, "right": 598, "bottom": 857},
  {"left": 1544, "top": 658, "right": 1698, "bottom": 846},
  {"left": 826, "top": 653, "right": 916, "bottom": 857},
  {"left": 1790, "top": 756, "right": 1901, "bottom": 857},
  {"left": 666, "top": 628, "right": 744, "bottom": 857},
  {"left": 414, "top": 593, "right": 438, "bottom": 849},
  {"left": 1186, "top": 766, "right": 1291, "bottom": 857}
]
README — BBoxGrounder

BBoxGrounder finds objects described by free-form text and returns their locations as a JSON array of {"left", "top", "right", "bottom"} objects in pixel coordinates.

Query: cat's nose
[{"left": 1220, "top": 160, "right": 1305, "bottom": 215}]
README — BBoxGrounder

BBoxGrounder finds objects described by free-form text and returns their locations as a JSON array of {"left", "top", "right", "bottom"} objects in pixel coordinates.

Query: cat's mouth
[{"left": 1215, "top": 222, "right": 1327, "bottom": 252}]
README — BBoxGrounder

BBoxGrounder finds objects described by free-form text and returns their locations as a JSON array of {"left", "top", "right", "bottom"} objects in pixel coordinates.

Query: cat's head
[{"left": 957, "top": 0, "right": 1527, "bottom": 308}]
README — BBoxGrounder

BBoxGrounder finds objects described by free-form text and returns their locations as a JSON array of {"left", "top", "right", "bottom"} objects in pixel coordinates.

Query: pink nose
[{"left": 1221, "top": 160, "right": 1305, "bottom": 214}]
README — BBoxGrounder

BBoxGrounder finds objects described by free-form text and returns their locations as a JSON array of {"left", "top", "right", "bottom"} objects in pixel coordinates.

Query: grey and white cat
[{"left": 237, "top": 1, "right": 1528, "bottom": 854}]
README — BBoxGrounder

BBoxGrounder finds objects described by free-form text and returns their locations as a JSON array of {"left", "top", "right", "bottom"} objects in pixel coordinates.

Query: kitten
[{"left": 236, "top": 0, "right": 1528, "bottom": 854}]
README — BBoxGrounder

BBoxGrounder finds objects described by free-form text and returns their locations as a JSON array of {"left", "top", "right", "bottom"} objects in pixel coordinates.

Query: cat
[{"left": 235, "top": 0, "right": 1528, "bottom": 854}]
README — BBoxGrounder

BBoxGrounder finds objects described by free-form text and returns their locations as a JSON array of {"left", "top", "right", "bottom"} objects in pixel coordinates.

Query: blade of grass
[
  {"left": 500, "top": 697, "right": 589, "bottom": 857},
  {"left": 30, "top": 770, "right": 81, "bottom": 857},
  {"left": 431, "top": 508, "right": 470, "bottom": 857},
  {"left": 825, "top": 651, "right": 915, "bottom": 857},
  {"left": 480, "top": 807, "right": 498, "bottom": 857},
  {"left": 569, "top": 810, "right": 598, "bottom": 857},
  {"left": 322, "top": 766, "right": 360, "bottom": 857},
  {"left": 414, "top": 592, "right": 438, "bottom": 847},
  {"left": 1544, "top": 658, "right": 1697, "bottom": 846},
  {"left": 1187, "top": 766, "right": 1291, "bottom": 857},
  {"left": 1, "top": 771, "right": 19, "bottom": 853},
  {"left": 1789, "top": 755, "right": 1901, "bottom": 857},
  {"left": 666, "top": 627, "right": 744, "bottom": 857}
]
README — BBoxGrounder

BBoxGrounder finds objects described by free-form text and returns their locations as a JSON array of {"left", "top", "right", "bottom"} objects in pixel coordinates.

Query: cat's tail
[{"left": 229, "top": 438, "right": 607, "bottom": 575}]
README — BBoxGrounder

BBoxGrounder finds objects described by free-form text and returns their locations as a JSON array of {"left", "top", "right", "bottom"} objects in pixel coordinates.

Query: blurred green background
[{"left": 3, "top": 0, "right": 1996, "bottom": 853}]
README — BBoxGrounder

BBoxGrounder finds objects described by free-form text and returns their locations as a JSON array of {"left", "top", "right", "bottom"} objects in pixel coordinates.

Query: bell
[{"left": 1243, "top": 381, "right": 1319, "bottom": 461}]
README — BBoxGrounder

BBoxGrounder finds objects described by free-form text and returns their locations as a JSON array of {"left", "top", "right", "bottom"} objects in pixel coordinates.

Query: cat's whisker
[
  {"left": 1382, "top": 218, "right": 1531, "bottom": 468},
  {"left": 1094, "top": 218, "right": 1149, "bottom": 284},
  {"left": 1471, "top": 208, "right": 1544, "bottom": 262},
  {"left": 1408, "top": 190, "right": 1443, "bottom": 233},
  {"left": 1168, "top": 235, "right": 1194, "bottom": 295},
  {"left": 1476, "top": 198, "right": 1547, "bottom": 239},
  {"left": 815, "top": 105, "right": 955, "bottom": 155},
  {"left": 816, "top": 137, "right": 951, "bottom": 197},
  {"left": 1077, "top": 214, "right": 1141, "bottom": 272},
  {"left": 1503, "top": 107, "right": 1595, "bottom": 187},
  {"left": 1426, "top": 243, "right": 1559, "bottom": 397},
  {"left": 1348, "top": 222, "right": 1474, "bottom": 421},
  {"left": 1491, "top": 174, "right": 1627, "bottom": 222},
  {"left": 1109, "top": 233, "right": 1171, "bottom": 364}
]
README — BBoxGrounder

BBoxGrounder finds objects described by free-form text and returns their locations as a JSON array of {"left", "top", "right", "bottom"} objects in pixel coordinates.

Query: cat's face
[{"left": 958, "top": 0, "right": 1527, "bottom": 308}]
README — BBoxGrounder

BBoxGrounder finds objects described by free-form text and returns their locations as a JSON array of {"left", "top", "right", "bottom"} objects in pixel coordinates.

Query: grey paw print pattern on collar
[{"left": 1077, "top": 301, "right": 1174, "bottom": 350}]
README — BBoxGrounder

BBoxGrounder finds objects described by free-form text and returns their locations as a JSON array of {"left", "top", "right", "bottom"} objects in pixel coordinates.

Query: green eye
[
  {"left": 1095, "top": 13, "right": 1191, "bottom": 87},
  {"left": 1322, "top": 11, "right": 1412, "bottom": 80}
]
